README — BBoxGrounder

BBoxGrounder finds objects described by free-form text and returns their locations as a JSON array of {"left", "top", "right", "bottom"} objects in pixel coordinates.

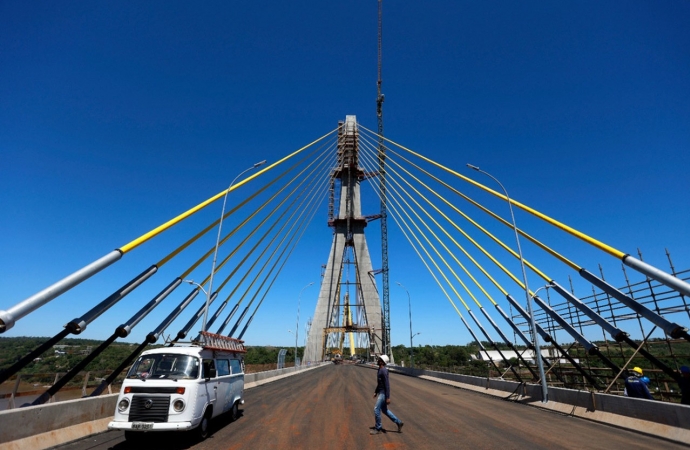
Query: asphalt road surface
[{"left": 55, "top": 364, "right": 688, "bottom": 449}]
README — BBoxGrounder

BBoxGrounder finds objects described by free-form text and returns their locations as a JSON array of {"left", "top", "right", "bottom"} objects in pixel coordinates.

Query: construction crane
[{"left": 376, "top": 0, "right": 391, "bottom": 359}]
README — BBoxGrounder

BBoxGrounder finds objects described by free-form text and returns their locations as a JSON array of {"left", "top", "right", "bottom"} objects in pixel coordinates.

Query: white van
[{"left": 108, "top": 333, "right": 245, "bottom": 441}]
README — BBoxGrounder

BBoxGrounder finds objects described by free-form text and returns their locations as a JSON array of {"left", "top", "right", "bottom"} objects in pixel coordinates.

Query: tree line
[
  {"left": 0, "top": 337, "right": 153, "bottom": 376},
  {"left": 3, "top": 336, "right": 687, "bottom": 380},
  {"left": 0, "top": 337, "right": 306, "bottom": 375}
]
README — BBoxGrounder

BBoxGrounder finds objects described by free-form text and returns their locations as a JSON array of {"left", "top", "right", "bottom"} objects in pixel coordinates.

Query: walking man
[{"left": 371, "top": 354, "right": 404, "bottom": 435}]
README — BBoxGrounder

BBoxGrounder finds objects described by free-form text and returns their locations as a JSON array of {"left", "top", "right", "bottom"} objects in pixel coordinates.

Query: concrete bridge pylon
[{"left": 304, "top": 116, "right": 385, "bottom": 363}]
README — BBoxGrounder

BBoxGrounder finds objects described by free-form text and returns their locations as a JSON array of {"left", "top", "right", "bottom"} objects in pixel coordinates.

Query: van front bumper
[{"left": 108, "top": 421, "right": 194, "bottom": 432}]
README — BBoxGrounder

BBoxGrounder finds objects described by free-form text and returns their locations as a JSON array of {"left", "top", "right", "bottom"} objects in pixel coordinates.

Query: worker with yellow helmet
[{"left": 625, "top": 367, "right": 654, "bottom": 400}]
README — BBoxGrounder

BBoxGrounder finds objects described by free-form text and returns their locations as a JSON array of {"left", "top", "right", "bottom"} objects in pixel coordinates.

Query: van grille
[
  {"left": 129, "top": 395, "right": 170, "bottom": 422},
  {"left": 129, "top": 386, "right": 179, "bottom": 394}
]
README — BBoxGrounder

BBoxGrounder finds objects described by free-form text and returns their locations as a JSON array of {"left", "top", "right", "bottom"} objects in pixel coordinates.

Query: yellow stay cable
[
  {"left": 231, "top": 170, "right": 329, "bottom": 319},
  {"left": 360, "top": 130, "right": 591, "bottom": 296},
  {"left": 382, "top": 149, "right": 536, "bottom": 296},
  {"left": 361, "top": 144, "right": 485, "bottom": 308},
  {"left": 194, "top": 143, "right": 335, "bottom": 289},
  {"left": 216, "top": 154, "right": 333, "bottom": 304},
  {"left": 361, "top": 134, "right": 549, "bottom": 286},
  {"left": 157, "top": 141, "right": 333, "bottom": 270},
  {"left": 379, "top": 140, "right": 580, "bottom": 272},
  {"left": 360, "top": 125, "right": 625, "bottom": 260},
  {"left": 239, "top": 184, "right": 326, "bottom": 333},
  {"left": 359, "top": 136, "right": 524, "bottom": 293},
  {"left": 379, "top": 180, "right": 466, "bottom": 319},
  {"left": 360, "top": 149, "right": 491, "bottom": 349},
  {"left": 360, "top": 149, "right": 471, "bottom": 311},
  {"left": 119, "top": 128, "right": 337, "bottom": 254},
  {"left": 359, "top": 142, "right": 501, "bottom": 304}
]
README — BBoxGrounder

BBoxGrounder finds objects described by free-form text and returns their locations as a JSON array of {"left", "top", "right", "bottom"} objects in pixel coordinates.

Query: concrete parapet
[
  {"left": 244, "top": 362, "right": 329, "bottom": 388},
  {"left": 391, "top": 366, "right": 690, "bottom": 444},
  {"left": 0, "top": 362, "right": 329, "bottom": 450},
  {"left": 0, "top": 393, "right": 118, "bottom": 449}
]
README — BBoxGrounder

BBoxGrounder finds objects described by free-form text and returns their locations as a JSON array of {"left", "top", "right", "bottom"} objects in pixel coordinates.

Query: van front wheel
[{"left": 196, "top": 409, "right": 212, "bottom": 440}]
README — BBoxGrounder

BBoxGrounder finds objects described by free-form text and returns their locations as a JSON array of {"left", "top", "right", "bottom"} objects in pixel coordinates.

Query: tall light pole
[
  {"left": 203, "top": 160, "right": 267, "bottom": 337},
  {"left": 466, "top": 163, "right": 548, "bottom": 403},
  {"left": 396, "top": 281, "right": 415, "bottom": 370},
  {"left": 184, "top": 279, "right": 208, "bottom": 297},
  {"left": 184, "top": 280, "right": 208, "bottom": 340},
  {"left": 287, "top": 329, "right": 296, "bottom": 363},
  {"left": 303, "top": 318, "right": 312, "bottom": 363},
  {"left": 411, "top": 332, "right": 420, "bottom": 369},
  {"left": 296, "top": 282, "right": 314, "bottom": 366}
]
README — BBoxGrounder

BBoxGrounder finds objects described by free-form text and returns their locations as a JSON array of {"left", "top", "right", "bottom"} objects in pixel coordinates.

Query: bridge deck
[{"left": 58, "top": 364, "right": 685, "bottom": 449}]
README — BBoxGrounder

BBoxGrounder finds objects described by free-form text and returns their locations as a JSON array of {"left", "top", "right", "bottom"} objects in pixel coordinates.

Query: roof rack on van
[{"left": 200, "top": 331, "right": 247, "bottom": 353}]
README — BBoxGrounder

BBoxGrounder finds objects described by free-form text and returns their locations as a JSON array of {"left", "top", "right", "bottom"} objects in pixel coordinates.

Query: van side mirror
[{"left": 206, "top": 368, "right": 216, "bottom": 381}]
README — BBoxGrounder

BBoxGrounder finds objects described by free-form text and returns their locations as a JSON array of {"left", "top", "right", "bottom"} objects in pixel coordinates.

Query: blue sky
[{"left": 1, "top": 2, "right": 689, "bottom": 349}]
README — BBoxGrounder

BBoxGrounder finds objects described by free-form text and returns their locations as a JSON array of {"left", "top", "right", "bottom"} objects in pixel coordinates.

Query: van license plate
[{"left": 132, "top": 422, "right": 154, "bottom": 430}]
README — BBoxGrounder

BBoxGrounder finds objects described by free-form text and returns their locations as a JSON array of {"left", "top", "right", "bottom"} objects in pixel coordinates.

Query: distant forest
[
  {"left": 0, "top": 337, "right": 156, "bottom": 375},
  {"left": 0, "top": 337, "right": 487, "bottom": 376},
  {"left": 2, "top": 336, "right": 686, "bottom": 380}
]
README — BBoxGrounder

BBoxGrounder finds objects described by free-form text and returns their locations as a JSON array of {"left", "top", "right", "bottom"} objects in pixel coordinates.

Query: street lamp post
[
  {"left": 295, "top": 282, "right": 314, "bottom": 366},
  {"left": 466, "top": 163, "right": 549, "bottom": 403},
  {"left": 411, "top": 332, "right": 421, "bottom": 369},
  {"left": 183, "top": 280, "right": 208, "bottom": 339},
  {"left": 303, "top": 318, "right": 312, "bottom": 360},
  {"left": 396, "top": 281, "right": 416, "bottom": 370},
  {"left": 202, "top": 160, "right": 267, "bottom": 338},
  {"left": 184, "top": 279, "right": 208, "bottom": 297},
  {"left": 287, "top": 329, "right": 295, "bottom": 363}
]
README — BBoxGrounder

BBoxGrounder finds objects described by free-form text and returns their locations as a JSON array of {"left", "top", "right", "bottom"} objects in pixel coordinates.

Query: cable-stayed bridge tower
[{"left": 304, "top": 116, "right": 384, "bottom": 363}]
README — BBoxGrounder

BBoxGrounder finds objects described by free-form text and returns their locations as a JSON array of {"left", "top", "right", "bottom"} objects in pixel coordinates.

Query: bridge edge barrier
[
  {"left": 0, "top": 363, "right": 331, "bottom": 449},
  {"left": 386, "top": 366, "right": 690, "bottom": 441}
]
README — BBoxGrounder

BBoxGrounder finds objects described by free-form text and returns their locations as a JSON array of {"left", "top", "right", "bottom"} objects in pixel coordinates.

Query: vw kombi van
[{"left": 108, "top": 333, "right": 245, "bottom": 440}]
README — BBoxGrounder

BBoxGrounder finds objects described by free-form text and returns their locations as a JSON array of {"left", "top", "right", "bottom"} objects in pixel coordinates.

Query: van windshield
[{"left": 127, "top": 354, "right": 200, "bottom": 380}]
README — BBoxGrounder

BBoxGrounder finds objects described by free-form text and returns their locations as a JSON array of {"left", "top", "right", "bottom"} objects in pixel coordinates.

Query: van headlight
[
  {"left": 173, "top": 399, "right": 185, "bottom": 412},
  {"left": 118, "top": 398, "right": 130, "bottom": 412}
]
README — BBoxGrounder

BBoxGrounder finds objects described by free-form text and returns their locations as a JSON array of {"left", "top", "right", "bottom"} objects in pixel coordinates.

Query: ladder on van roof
[{"left": 200, "top": 331, "right": 247, "bottom": 353}]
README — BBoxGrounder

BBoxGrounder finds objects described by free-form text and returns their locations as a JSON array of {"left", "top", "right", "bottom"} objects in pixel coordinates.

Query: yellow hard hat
[{"left": 632, "top": 367, "right": 643, "bottom": 375}]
